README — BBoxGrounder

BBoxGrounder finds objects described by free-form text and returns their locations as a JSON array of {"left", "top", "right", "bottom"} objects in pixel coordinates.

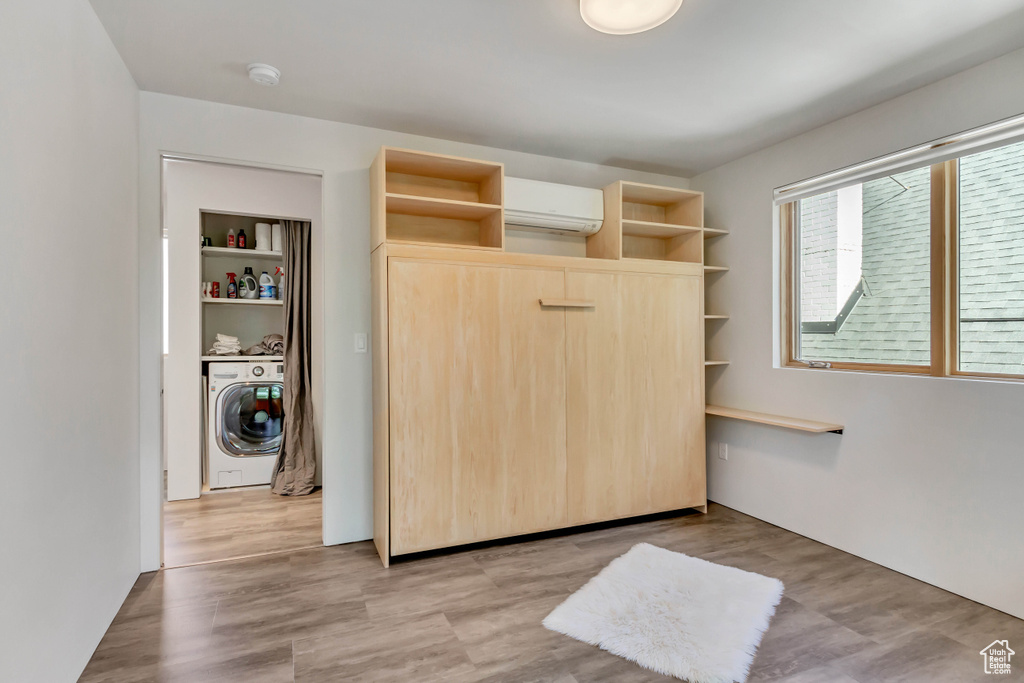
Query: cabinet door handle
[{"left": 539, "top": 299, "right": 596, "bottom": 308}]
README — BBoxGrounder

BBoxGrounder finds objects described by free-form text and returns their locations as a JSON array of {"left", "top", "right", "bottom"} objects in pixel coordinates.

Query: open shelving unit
[
  {"left": 592, "top": 181, "right": 705, "bottom": 263},
  {"left": 372, "top": 148, "right": 504, "bottom": 250}
]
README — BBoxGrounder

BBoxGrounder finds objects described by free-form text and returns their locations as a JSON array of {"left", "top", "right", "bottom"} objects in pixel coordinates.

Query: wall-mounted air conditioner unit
[{"left": 504, "top": 177, "right": 603, "bottom": 236}]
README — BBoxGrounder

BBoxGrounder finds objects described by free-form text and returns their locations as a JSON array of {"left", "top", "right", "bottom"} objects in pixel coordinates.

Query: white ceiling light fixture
[
  {"left": 247, "top": 63, "right": 280, "bottom": 86},
  {"left": 580, "top": 0, "right": 683, "bottom": 35}
]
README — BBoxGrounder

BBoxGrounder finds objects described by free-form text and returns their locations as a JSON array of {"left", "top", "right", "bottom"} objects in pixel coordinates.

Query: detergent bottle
[
  {"left": 239, "top": 267, "right": 258, "bottom": 299},
  {"left": 259, "top": 271, "right": 275, "bottom": 299},
  {"left": 226, "top": 272, "right": 238, "bottom": 299},
  {"left": 275, "top": 266, "right": 285, "bottom": 300}
]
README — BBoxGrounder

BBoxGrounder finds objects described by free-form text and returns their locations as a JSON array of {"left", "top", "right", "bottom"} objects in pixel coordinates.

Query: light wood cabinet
[
  {"left": 387, "top": 259, "right": 569, "bottom": 555},
  {"left": 371, "top": 147, "right": 710, "bottom": 566},
  {"left": 565, "top": 270, "right": 705, "bottom": 524}
]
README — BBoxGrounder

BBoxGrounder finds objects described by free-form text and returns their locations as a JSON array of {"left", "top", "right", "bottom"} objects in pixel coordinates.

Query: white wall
[
  {"left": 0, "top": 1, "right": 140, "bottom": 681},
  {"left": 163, "top": 160, "right": 322, "bottom": 502},
  {"left": 692, "top": 47, "right": 1024, "bottom": 618},
  {"left": 138, "top": 92, "right": 691, "bottom": 570}
]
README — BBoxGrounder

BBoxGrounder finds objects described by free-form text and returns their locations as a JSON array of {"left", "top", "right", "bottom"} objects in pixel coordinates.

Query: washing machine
[{"left": 206, "top": 360, "right": 284, "bottom": 489}]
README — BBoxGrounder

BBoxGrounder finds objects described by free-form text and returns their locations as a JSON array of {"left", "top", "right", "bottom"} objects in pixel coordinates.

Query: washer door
[{"left": 216, "top": 382, "right": 284, "bottom": 457}]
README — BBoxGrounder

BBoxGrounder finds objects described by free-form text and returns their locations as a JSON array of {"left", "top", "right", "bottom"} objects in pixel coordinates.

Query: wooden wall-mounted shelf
[
  {"left": 372, "top": 148, "right": 504, "bottom": 250},
  {"left": 592, "top": 181, "right": 704, "bottom": 264},
  {"left": 705, "top": 360, "right": 730, "bottom": 366},
  {"left": 706, "top": 405, "right": 844, "bottom": 434},
  {"left": 703, "top": 227, "right": 729, "bottom": 238},
  {"left": 705, "top": 314, "right": 729, "bottom": 320}
]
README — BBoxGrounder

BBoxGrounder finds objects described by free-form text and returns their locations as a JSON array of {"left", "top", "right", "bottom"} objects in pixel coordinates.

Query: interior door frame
[{"left": 148, "top": 153, "right": 326, "bottom": 571}]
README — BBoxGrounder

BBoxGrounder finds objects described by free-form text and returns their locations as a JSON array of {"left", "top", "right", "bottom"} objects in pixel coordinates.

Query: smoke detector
[{"left": 247, "top": 63, "right": 280, "bottom": 86}]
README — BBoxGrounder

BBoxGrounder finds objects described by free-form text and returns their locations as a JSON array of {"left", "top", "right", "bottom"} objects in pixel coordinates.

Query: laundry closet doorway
[{"left": 162, "top": 157, "right": 324, "bottom": 568}]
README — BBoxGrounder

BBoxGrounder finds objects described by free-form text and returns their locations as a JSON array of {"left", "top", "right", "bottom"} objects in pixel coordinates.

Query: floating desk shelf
[
  {"left": 704, "top": 314, "right": 729, "bottom": 320},
  {"left": 201, "top": 298, "right": 282, "bottom": 306},
  {"left": 202, "top": 246, "right": 282, "bottom": 260},
  {"left": 705, "top": 405, "right": 844, "bottom": 434},
  {"left": 703, "top": 227, "right": 729, "bottom": 238},
  {"left": 704, "top": 360, "right": 730, "bottom": 366}
]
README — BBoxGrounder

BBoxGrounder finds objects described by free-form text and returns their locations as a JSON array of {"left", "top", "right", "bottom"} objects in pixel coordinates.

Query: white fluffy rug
[{"left": 543, "top": 543, "right": 784, "bottom": 683}]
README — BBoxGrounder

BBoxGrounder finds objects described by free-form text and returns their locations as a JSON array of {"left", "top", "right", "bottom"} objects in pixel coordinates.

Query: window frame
[{"left": 780, "top": 158, "right": 1021, "bottom": 379}]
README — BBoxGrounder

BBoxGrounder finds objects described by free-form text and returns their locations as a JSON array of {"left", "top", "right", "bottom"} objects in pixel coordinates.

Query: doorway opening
[{"left": 160, "top": 158, "right": 324, "bottom": 568}]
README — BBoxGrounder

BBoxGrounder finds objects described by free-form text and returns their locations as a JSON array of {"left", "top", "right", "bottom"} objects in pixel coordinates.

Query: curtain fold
[{"left": 271, "top": 220, "right": 317, "bottom": 496}]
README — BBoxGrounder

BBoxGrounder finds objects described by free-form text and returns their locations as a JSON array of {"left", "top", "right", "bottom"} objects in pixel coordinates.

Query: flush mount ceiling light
[
  {"left": 580, "top": 0, "right": 683, "bottom": 34},
  {"left": 247, "top": 63, "right": 280, "bottom": 86}
]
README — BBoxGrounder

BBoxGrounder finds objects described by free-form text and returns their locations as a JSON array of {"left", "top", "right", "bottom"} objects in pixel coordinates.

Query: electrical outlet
[
  {"left": 718, "top": 443, "right": 728, "bottom": 460},
  {"left": 354, "top": 333, "right": 368, "bottom": 353}
]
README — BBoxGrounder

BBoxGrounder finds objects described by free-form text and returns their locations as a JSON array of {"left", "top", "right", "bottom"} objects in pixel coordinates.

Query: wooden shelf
[
  {"left": 703, "top": 227, "right": 729, "bottom": 238},
  {"left": 620, "top": 181, "right": 703, "bottom": 206},
  {"left": 705, "top": 405, "right": 844, "bottom": 434},
  {"left": 202, "top": 355, "right": 283, "bottom": 362},
  {"left": 202, "top": 247, "right": 282, "bottom": 260},
  {"left": 704, "top": 265, "right": 728, "bottom": 273},
  {"left": 385, "top": 193, "right": 502, "bottom": 221},
  {"left": 704, "top": 360, "right": 730, "bottom": 366},
  {"left": 202, "top": 298, "right": 282, "bottom": 306},
  {"left": 621, "top": 219, "right": 702, "bottom": 239},
  {"left": 704, "top": 314, "right": 729, "bottom": 320},
  {"left": 374, "top": 148, "right": 505, "bottom": 251}
]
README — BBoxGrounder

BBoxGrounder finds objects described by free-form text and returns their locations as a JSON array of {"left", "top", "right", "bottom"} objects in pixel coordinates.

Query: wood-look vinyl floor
[
  {"left": 84, "top": 503, "right": 1023, "bottom": 682},
  {"left": 163, "top": 487, "right": 322, "bottom": 568}
]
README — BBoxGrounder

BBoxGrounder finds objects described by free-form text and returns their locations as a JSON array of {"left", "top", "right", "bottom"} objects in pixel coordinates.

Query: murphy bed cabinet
[{"left": 371, "top": 147, "right": 713, "bottom": 566}]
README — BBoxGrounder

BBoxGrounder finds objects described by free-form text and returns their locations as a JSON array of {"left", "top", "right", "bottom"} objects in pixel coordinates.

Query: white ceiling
[{"left": 90, "top": 0, "right": 1024, "bottom": 176}]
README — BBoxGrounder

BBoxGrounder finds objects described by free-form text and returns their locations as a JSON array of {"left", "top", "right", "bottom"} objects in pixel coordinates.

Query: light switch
[{"left": 354, "top": 333, "right": 368, "bottom": 353}]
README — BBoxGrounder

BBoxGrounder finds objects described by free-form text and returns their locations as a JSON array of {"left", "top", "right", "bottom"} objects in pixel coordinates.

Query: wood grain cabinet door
[
  {"left": 565, "top": 270, "right": 705, "bottom": 524},
  {"left": 388, "top": 259, "right": 569, "bottom": 554}
]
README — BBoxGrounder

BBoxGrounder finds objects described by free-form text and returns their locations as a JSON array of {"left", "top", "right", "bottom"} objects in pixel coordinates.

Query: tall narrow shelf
[
  {"left": 703, "top": 222, "right": 728, "bottom": 372},
  {"left": 372, "top": 148, "right": 504, "bottom": 250}
]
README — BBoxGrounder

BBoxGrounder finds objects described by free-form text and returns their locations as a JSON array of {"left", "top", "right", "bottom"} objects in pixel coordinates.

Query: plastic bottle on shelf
[
  {"left": 237, "top": 229, "right": 247, "bottom": 249},
  {"left": 239, "top": 267, "right": 258, "bottom": 299},
  {"left": 259, "top": 271, "right": 275, "bottom": 299},
  {"left": 226, "top": 272, "right": 237, "bottom": 298},
  {"left": 227, "top": 229, "right": 235, "bottom": 248},
  {"left": 275, "top": 266, "right": 285, "bottom": 300}
]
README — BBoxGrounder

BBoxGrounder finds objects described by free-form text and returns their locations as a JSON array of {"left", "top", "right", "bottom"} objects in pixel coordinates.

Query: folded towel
[{"left": 208, "top": 333, "right": 242, "bottom": 355}]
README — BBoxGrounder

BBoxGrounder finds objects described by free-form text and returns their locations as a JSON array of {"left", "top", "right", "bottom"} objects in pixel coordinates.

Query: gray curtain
[{"left": 271, "top": 220, "right": 317, "bottom": 495}]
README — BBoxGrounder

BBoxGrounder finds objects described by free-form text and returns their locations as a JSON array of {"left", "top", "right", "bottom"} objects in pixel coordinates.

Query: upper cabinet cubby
[
  {"left": 611, "top": 181, "right": 705, "bottom": 263},
  {"left": 372, "top": 147, "right": 504, "bottom": 250}
]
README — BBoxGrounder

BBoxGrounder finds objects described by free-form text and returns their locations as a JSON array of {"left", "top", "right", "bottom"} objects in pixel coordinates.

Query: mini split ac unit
[{"left": 504, "top": 177, "right": 604, "bottom": 236}]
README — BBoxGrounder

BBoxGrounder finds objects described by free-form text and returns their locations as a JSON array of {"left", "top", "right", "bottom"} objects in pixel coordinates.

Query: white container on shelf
[
  {"left": 271, "top": 223, "right": 283, "bottom": 253},
  {"left": 255, "top": 222, "right": 273, "bottom": 251}
]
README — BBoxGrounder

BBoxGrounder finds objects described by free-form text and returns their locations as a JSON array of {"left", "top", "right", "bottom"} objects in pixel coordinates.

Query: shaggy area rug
[{"left": 543, "top": 543, "right": 784, "bottom": 682}]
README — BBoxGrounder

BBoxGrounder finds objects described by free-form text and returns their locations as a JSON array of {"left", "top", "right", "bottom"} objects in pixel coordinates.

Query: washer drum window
[{"left": 216, "top": 382, "right": 284, "bottom": 457}]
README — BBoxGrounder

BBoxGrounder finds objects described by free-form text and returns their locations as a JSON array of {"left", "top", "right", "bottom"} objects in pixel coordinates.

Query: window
[
  {"left": 794, "top": 169, "right": 932, "bottom": 369},
  {"left": 782, "top": 121, "right": 1024, "bottom": 379},
  {"left": 957, "top": 139, "right": 1024, "bottom": 375}
]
